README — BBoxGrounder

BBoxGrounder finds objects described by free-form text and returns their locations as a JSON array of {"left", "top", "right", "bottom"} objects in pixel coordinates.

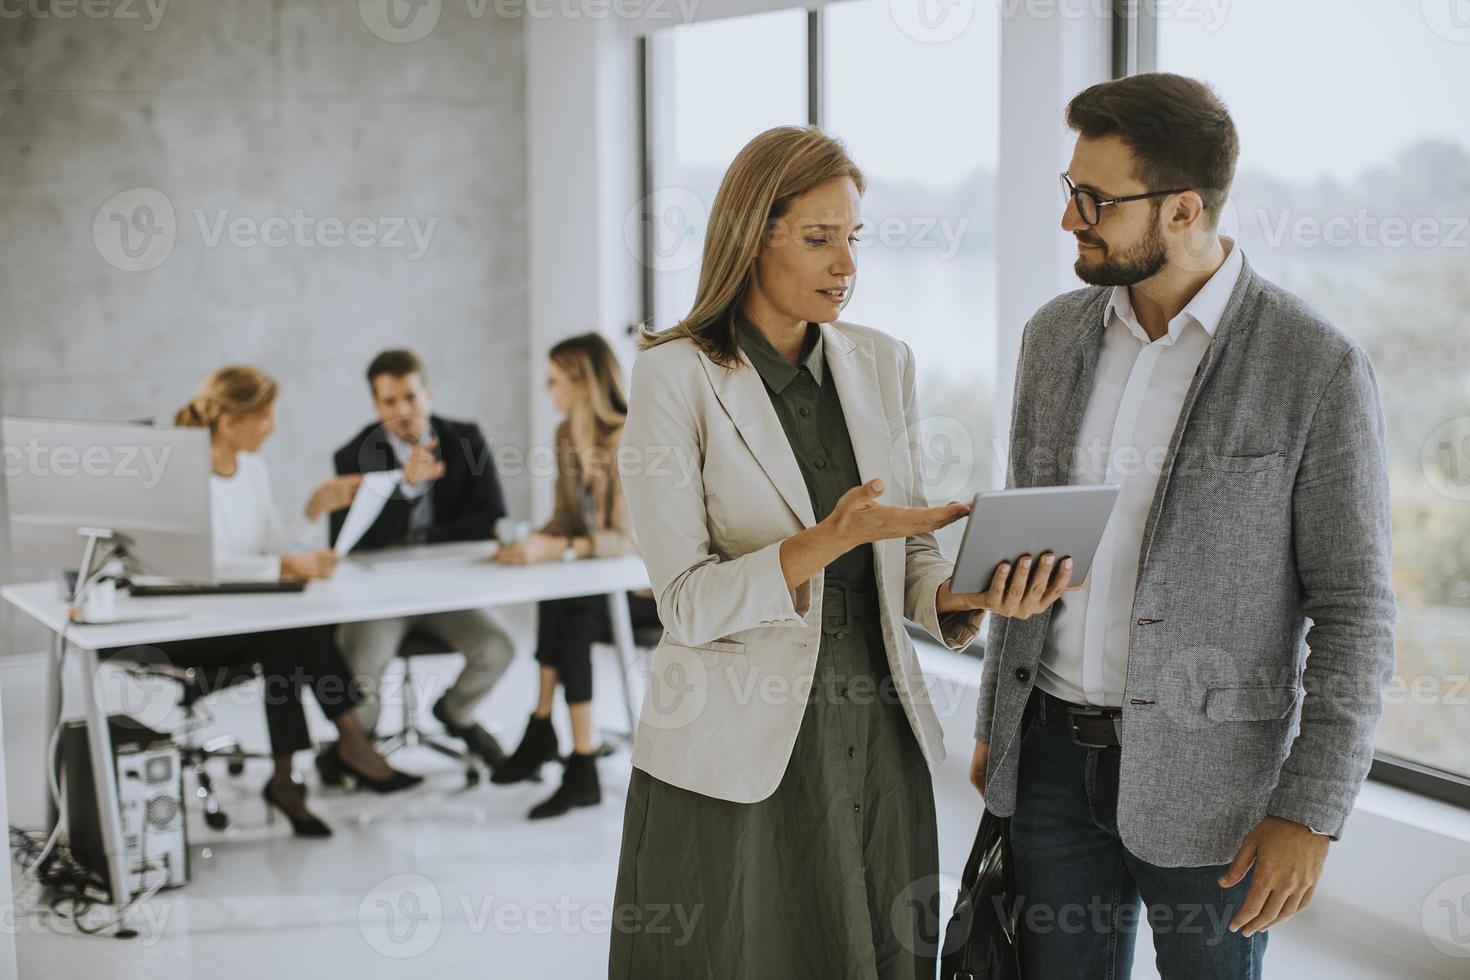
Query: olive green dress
[{"left": 609, "top": 316, "right": 940, "bottom": 980}]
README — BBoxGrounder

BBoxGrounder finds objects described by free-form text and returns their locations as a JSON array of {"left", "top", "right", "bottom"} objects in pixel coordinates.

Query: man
[
  {"left": 328, "top": 349, "right": 513, "bottom": 772},
  {"left": 971, "top": 73, "right": 1395, "bottom": 978}
]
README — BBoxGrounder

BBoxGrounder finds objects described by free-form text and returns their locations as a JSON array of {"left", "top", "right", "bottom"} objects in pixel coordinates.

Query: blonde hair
[
  {"left": 174, "top": 365, "right": 278, "bottom": 430},
  {"left": 549, "top": 333, "right": 628, "bottom": 471},
  {"left": 637, "top": 125, "right": 865, "bottom": 368}
]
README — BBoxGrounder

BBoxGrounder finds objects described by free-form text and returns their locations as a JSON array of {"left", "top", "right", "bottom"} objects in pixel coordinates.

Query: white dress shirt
[{"left": 1036, "top": 240, "right": 1244, "bottom": 707}]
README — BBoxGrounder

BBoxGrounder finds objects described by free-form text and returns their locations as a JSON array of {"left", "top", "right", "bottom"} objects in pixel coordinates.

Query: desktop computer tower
[{"left": 61, "top": 716, "right": 190, "bottom": 900}]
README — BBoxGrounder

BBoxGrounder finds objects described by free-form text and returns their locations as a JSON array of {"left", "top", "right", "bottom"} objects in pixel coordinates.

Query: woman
[
  {"left": 608, "top": 127, "right": 1075, "bottom": 978},
  {"left": 108, "top": 366, "right": 421, "bottom": 838},
  {"left": 490, "top": 333, "right": 660, "bottom": 819}
]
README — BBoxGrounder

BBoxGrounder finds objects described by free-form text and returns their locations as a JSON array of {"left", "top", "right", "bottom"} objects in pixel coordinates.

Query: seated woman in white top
[{"left": 104, "top": 366, "right": 422, "bottom": 838}]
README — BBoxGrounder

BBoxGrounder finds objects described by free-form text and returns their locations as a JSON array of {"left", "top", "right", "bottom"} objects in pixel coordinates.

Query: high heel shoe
[
  {"left": 332, "top": 748, "right": 424, "bottom": 794},
  {"left": 262, "top": 781, "right": 332, "bottom": 838}
]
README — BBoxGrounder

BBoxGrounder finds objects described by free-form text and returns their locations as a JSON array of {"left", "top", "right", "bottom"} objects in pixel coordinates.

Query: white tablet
[{"left": 949, "top": 485, "right": 1122, "bottom": 595}]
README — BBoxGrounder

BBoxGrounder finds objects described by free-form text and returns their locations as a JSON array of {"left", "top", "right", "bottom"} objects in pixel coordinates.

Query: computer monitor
[{"left": 2, "top": 417, "right": 214, "bottom": 582}]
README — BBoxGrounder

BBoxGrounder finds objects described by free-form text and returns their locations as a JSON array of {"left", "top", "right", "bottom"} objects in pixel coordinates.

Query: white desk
[{"left": 1, "top": 554, "right": 652, "bottom": 914}]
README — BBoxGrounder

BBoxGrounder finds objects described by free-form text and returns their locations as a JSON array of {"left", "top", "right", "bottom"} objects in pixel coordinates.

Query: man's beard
[{"left": 1074, "top": 215, "right": 1167, "bottom": 287}]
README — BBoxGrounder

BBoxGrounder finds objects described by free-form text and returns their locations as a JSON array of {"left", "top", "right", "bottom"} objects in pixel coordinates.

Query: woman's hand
[
  {"left": 823, "top": 478, "right": 970, "bottom": 550},
  {"left": 937, "top": 552, "right": 1081, "bottom": 620},
  {"left": 305, "top": 474, "right": 362, "bottom": 521},
  {"left": 494, "top": 532, "right": 565, "bottom": 565},
  {"left": 280, "top": 548, "right": 339, "bottom": 581}
]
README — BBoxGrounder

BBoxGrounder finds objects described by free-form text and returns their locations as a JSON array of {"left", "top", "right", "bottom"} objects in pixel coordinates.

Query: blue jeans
[{"left": 1008, "top": 694, "right": 1268, "bottom": 979}]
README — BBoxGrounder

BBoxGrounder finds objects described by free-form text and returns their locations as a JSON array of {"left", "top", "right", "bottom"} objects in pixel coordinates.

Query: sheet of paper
[{"left": 334, "top": 469, "right": 403, "bottom": 556}]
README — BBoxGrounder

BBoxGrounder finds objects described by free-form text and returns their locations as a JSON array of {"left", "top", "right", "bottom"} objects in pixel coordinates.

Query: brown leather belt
[{"left": 1034, "top": 687, "right": 1123, "bottom": 748}]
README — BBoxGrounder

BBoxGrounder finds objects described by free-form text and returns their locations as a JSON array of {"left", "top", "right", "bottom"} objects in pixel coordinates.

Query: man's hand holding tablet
[{"left": 936, "top": 550, "right": 1082, "bottom": 620}]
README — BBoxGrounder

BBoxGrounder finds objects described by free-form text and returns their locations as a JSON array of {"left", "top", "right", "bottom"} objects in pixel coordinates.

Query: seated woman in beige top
[{"left": 491, "top": 332, "right": 659, "bottom": 818}]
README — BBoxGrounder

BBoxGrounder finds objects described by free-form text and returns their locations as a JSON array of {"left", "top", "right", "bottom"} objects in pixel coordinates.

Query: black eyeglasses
[{"left": 1060, "top": 171, "right": 1192, "bottom": 226}]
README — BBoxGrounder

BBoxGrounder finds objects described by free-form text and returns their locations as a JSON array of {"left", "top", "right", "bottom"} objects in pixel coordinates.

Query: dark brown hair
[
  {"left": 366, "top": 349, "right": 426, "bottom": 390},
  {"left": 1065, "top": 72, "right": 1239, "bottom": 228}
]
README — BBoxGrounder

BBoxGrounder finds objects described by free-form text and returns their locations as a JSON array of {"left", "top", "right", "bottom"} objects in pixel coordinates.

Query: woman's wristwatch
[{"left": 561, "top": 536, "right": 578, "bottom": 561}]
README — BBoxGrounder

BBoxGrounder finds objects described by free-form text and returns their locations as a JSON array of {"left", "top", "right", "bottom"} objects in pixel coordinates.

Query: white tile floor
[{"left": 2, "top": 618, "right": 1444, "bottom": 979}]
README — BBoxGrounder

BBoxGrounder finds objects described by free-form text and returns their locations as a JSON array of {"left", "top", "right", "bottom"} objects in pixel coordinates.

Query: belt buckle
[
  {"left": 1065, "top": 705, "right": 1114, "bottom": 749},
  {"left": 822, "top": 579, "right": 853, "bottom": 632}
]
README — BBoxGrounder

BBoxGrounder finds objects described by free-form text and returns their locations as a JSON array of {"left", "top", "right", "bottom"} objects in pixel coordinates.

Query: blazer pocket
[
  {"left": 660, "top": 635, "right": 747, "bottom": 655},
  {"left": 1204, "top": 685, "right": 1299, "bottom": 722},
  {"left": 1197, "top": 450, "right": 1288, "bottom": 474}
]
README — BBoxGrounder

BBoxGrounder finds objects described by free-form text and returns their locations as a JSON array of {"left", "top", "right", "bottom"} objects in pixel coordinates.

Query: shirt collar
[
  {"left": 1105, "top": 237, "right": 1245, "bottom": 344},
  {"left": 735, "top": 313, "right": 825, "bottom": 392}
]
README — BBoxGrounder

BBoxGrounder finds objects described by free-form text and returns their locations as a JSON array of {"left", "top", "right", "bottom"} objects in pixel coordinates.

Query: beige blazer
[{"left": 621, "top": 320, "right": 985, "bottom": 804}]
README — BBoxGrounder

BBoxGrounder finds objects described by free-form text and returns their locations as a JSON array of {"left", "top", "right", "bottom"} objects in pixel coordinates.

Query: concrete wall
[{"left": 0, "top": 1, "right": 529, "bottom": 654}]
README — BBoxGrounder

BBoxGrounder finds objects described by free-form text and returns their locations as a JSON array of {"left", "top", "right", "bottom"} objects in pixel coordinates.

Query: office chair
[
  {"left": 376, "top": 628, "right": 482, "bottom": 787},
  {"left": 114, "top": 658, "right": 272, "bottom": 830}
]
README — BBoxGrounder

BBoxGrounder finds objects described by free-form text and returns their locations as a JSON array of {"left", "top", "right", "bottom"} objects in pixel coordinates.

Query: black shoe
[
  {"left": 332, "top": 748, "right": 424, "bottom": 794},
  {"left": 314, "top": 743, "right": 343, "bottom": 787},
  {"left": 491, "top": 713, "right": 561, "bottom": 785},
  {"left": 431, "top": 697, "right": 507, "bottom": 771},
  {"left": 262, "top": 781, "right": 332, "bottom": 838},
  {"left": 528, "top": 751, "right": 600, "bottom": 820}
]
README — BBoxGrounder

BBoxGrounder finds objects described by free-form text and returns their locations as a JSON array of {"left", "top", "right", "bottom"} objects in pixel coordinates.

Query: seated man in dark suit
[{"left": 327, "top": 348, "right": 512, "bottom": 772}]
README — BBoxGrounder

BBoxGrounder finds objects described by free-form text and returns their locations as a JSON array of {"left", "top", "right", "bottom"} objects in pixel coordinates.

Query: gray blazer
[{"left": 975, "top": 254, "right": 1396, "bottom": 868}]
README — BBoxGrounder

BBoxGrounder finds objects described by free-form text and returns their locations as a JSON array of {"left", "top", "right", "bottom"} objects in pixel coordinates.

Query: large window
[
  {"left": 1157, "top": 1, "right": 1470, "bottom": 784},
  {"left": 643, "top": 8, "right": 809, "bottom": 332},
  {"left": 645, "top": 1, "right": 1001, "bottom": 552},
  {"left": 824, "top": 0, "right": 1000, "bottom": 547}
]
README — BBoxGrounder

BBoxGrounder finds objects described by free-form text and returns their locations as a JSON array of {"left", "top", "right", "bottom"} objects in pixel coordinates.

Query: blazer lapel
[
  {"left": 822, "top": 323, "right": 892, "bottom": 497},
  {"left": 699, "top": 347, "right": 817, "bottom": 529}
]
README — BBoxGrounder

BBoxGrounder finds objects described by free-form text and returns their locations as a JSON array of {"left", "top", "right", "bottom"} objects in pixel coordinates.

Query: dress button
[
  {"left": 1015, "top": 667, "right": 1031, "bottom": 682},
  {"left": 799, "top": 406, "right": 811, "bottom": 417},
  {"left": 847, "top": 746, "right": 856, "bottom": 758},
  {"left": 813, "top": 458, "right": 826, "bottom": 469},
  {"left": 833, "top": 630, "right": 846, "bottom": 640},
  {"left": 853, "top": 803, "right": 861, "bottom": 814}
]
